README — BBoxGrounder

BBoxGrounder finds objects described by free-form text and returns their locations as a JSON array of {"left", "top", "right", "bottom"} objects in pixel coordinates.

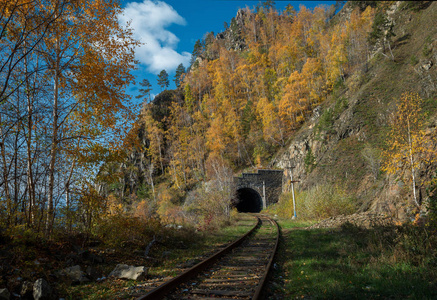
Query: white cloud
[{"left": 119, "top": 0, "right": 191, "bottom": 74}]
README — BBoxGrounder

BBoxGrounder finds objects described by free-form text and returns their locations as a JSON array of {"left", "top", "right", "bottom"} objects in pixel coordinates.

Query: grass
[
  {"left": 268, "top": 185, "right": 357, "bottom": 221},
  {"left": 65, "top": 214, "right": 257, "bottom": 299},
  {"left": 266, "top": 219, "right": 437, "bottom": 299},
  {"left": 148, "top": 213, "right": 256, "bottom": 277}
]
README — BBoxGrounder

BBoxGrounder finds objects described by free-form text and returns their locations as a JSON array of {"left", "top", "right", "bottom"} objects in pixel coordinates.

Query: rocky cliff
[{"left": 273, "top": 1, "right": 437, "bottom": 221}]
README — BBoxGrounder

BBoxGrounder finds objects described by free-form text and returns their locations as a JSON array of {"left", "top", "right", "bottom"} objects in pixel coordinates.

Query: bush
[
  {"left": 93, "top": 214, "right": 161, "bottom": 248},
  {"left": 426, "top": 175, "right": 437, "bottom": 233},
  {"left": 410, "top": 55, "right": 419, "bottom": 65},
  {"left": 183, "top": 181, "right": 233, "bottom": 231},
  {"left": 304, "top": 147, "right": 316, "bottom": 173},
  {"left": 316, "top": 97, "right": 348, "bottom": 136},
  {"left": 272, "top": 184, "right": 357, "bottom": 220}
]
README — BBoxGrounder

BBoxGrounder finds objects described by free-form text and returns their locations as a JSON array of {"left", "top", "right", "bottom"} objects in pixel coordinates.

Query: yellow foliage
[
  {"left": 382, "top": 92, "right": 435, "bottom": 207},
  {"left": 106, "top": 194, "right": 124, "bottom": 216},
  {"left": 134, "top": 4, "right": 377, "bottom": 193}
]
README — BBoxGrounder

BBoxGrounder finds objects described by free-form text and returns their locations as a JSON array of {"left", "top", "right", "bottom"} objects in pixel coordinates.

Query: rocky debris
[
  {"left": 422, "top": 60, "right": 433, "bottom": 71},
  {"left": 59, "top": 265, "right": 89, "bottom": 284},
  {"left": 0, "top": 288, "right": 10, "bottom": 300},
  {"left": 20, "top": 281, "right": 33, "bottom": 299},
  {"left": 308, "top": 212, "right": 395, "bottom": 229},
  {"left": 108, "top": 264, "right": 148, "bottom": 281},
  {"left": 33, "top": 278, "right": 53, "bottom": 300},
  {"left": 416, "top": 59, "right": 434, "bottom": 73}
]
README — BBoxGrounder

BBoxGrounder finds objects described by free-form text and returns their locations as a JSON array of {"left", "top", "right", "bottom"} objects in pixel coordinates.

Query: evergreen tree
[
  {"left": 256, "top": 0, "right": 275, "bottom": 12},
  {"left": 157, "top": 69, "right": 169, "bottom": 91},
  {"left": 284, "top": 4, "right": 296, "bottom": 19},
  {"left": 263, "top": 0, "right": 275, "bottom": 10},
  {"left": 135, "top": 79, "right": 152, "bottom": 102},
  {"left": 190, "top": 39, "right": 203, "bottom": 68},
  {"left": 230, "top": 17, "right": 239, "bottom": 40},
  {"left": 174, "top": 64, "right": 186, "bottom": 88}
]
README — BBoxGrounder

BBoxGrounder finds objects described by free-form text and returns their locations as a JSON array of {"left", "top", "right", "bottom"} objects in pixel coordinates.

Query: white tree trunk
[
  {"left": 407, "top": 119, "right": 419, "bottom": 207},
  {"left": 46, "top": 36, "right": 60, "bottom": 237}
]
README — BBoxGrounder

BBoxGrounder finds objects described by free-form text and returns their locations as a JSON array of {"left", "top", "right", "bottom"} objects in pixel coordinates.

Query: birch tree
[{"left": 382, "top": 92, "right": 430, "bottom": 208}]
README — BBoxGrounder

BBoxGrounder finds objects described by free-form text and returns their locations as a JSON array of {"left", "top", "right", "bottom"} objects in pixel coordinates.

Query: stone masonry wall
[{"left": 235, "top": 170, "right": 283, "bottom": 207}]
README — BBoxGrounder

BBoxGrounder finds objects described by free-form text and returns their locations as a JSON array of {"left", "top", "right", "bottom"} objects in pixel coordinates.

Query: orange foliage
[{"left": 142, "top": 4, "right": 376, "bottom": 192}]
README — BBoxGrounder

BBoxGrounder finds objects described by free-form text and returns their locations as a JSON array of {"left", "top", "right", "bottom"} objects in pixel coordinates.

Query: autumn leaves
[
  {"left": 382, "top": 92, "right": 436, "bottom": 208},
  {"left": 0, "top": 0, "right": 138, "bottom": 235},
  {"left": 156, "top": 4, "right": 377, "bottom": 184}
]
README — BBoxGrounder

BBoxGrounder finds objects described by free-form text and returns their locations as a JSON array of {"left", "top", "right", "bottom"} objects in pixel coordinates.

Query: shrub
[
  {"left": 423, "top": 36, "right": 433, "bottom": 57},
  {"left": 183, "top": 181, "right": 234, "bottom": 231},
  {"left": 316, "top": 97, "right": 348, "bottom": 136},
  {"left": 426, "top": 175, "right": 437, "bottom": 233},
  {"left": 410, "top": 55, "right": 419, "bottom": 65},
  {"left": 304, "top": 147, "right": 316, "bottom": 173},
  {"left": 93, "top": 214, "right": 161, "bottom": 248}
]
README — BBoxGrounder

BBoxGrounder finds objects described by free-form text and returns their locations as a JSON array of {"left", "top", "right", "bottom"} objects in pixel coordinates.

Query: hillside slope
[
  {"left": 108, "top": 1, "right": 437, "bottom": 223},
  {"left": 273, "top": 1, "right": 437, "bottom": 220}
]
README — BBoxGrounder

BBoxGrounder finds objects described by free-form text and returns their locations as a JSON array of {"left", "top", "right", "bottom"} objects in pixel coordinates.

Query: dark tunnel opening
[{"left": 235, "top": 188, "right": 263, "bottom": 213}]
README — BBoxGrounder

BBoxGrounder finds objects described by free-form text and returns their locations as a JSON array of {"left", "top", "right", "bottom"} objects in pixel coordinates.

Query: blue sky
[{"left": 118, "top": 0, "right": 336, "bottom": 101}]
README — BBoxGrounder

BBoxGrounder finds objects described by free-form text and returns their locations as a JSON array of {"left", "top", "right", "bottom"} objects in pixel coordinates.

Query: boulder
[
  {"left": 33, "top": 278, "right": 53, "bottom": 300},
  {"left": 60, "top": 265, "right": 89, "bottom": 284},
  {"left": 0, "top": 288, "right": 10, "bottom": 300},
  {"left": 20, "top": 281, "right": 34, "bottom": 299},
  {"left": 108, "top": 264, "right": 148, "bottom": 281}
]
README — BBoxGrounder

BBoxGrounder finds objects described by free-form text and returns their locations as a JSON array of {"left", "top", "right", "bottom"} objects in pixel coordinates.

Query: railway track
[{"left": 137, "top": 214, "right": 279, "bottom": 300}]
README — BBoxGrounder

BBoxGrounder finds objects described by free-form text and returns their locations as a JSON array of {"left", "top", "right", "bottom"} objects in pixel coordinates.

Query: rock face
[
  {"left": 273, "top": 2, "right": 437, "bottom": 220},
  {"left": 108, "top": 264, "right": 148, "bottom": 281},
  {"left": 33, "top": 278, "right": 53, "bottom": 300},
  {"left": 215, "top": 8, "right": 247, "bottom": 52},
  {"left": 0, "top": 288, "right": 10, "bottom": 300}
]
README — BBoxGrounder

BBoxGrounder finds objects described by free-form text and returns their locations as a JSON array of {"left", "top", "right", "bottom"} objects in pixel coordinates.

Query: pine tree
[
  {"left": 190, "top": 39, "right": 203, "bottom": 68},
  {"left": 157, "top": 69, "right": 169, "bottom": 91},
  {"left": 174, "top": 64, "right": 186, "bottom": 88},
  {"left": 135, "top": 79, "right": 152, "bottom": 102},
  {"left": 263, "top": 0, "right": 276, "bottom": 10}
]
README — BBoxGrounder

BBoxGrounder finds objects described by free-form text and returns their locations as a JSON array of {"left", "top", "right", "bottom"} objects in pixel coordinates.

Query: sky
[{"left": 118, "top": 0, "right": 337, "bottom": 102}]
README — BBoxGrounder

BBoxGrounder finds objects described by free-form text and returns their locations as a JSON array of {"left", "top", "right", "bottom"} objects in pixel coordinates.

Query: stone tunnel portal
[{"left": 235, "top": 188, "right": 263, "bottom": 213}]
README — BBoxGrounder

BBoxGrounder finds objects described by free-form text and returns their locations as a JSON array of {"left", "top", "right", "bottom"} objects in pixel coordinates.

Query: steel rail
[
  {"left": 136, "top": 215, "right": 260, "bottom": 300},
  {"left": 252, "top": 216, "right": 280, "bottom": 300}
]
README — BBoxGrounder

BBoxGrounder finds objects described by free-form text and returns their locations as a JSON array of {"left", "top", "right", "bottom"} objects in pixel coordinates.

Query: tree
[
  {"left": 283, "top": 4, "right": 296, "bottom": 19},
  {"left": 136, "top": 79, "right": 152, "bottom": 103},
  {"left": 190, "top": 39, "right": 203, "bottom": 68},
  {"left": 262, "top": 0, "right": 276, "bottom": 10},
  {"left": 0, "top": 0, "right": 61, "bottom": 105},
  {"left": 382, "top": 92, "right": 431, "bottom": 208},
  {"left": 174, "top": 63, "right": 185, "bottom": 88},
  {"left": 0, "top": 0, "right": 139, "bottom": 235},
  {"left": 41, "top": 0, "right": 139, "bottom": 236},
  {"left": 157, "top": 69, "right": 169, "bottom": 91},
  {"left": 368, "top": 11, "right": 395, "bottom": 60}
]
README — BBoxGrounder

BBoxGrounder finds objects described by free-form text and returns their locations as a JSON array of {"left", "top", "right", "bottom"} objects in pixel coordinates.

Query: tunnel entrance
[{"left": 235, "top": 188, "right": 263, "bottom": 213}]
